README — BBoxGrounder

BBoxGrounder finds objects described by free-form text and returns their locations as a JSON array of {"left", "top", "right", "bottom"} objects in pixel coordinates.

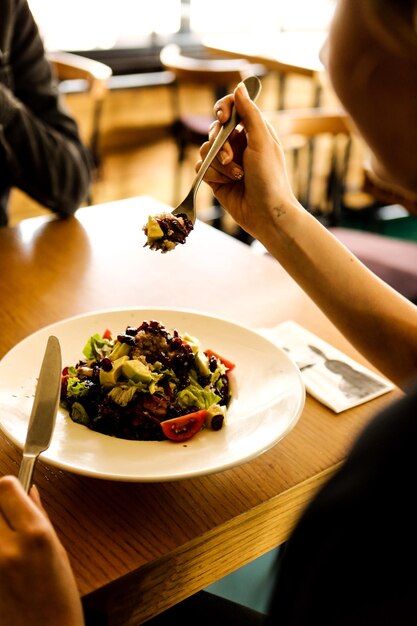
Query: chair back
[
  {"left": 269, "top": 108, "right": 352, "bottom": 137},
  {"left": 160, "top": 43, "right": 253, "bottom": 88},
  {"left": 160, "top": 44, "right": 262, "bottom": 211},
  {"left": 265, "top": 107, "right": 356, "bottom": 224},
  {"left": 47, "top": 51, "right": 112, "bottom": 170}
]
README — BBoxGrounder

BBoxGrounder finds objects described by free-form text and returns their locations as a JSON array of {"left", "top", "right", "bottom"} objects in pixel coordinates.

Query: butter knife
[{"left": 18, "top": 335, "right": 62, "bottom": 492}]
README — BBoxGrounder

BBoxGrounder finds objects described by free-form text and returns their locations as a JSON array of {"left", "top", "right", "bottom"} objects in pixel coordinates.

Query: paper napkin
[{"left": 259, "top": 320, "right": 394, "bottom": 413}]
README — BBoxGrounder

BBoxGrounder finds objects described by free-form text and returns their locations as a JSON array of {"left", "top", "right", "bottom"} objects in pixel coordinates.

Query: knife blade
[{"left": 18, "top": 335, "right": 62, "bottom": 492}]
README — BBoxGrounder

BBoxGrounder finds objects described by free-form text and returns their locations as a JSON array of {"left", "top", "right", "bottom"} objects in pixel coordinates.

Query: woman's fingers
[
  {"left": 29, "top": 484, "right": 48, "bottom": 515},
  {"left": 203, "top": 120, "right": 247, "bottom": 180},
  {"left": 202, "top": 82, "right": 281, "bottom": 178},
  {"left": 197, "top": 137, "right": 244, "bottom": 183},
  {"left": 215, "top": 82, "right": 276, "bottom": 150},
  {"left": 207, "top": 120, "right": 234, "bottom": 165},
  {"left": 195, "top": 158, "right": 243, "bottom": 184},
  {"left": 213, "top": 93, "right": 235, "bottom": 124},
  {"left": 197, "top": 80, "right": 285, "bottom": 189},
  {"left": 232, "top": 82, "right": 273, "bottom": 145},
  {"left": 0, "top": 476, "right": 44, "bottom": 531}
]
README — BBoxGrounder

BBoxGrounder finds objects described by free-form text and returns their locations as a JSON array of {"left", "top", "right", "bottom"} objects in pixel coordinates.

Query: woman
[
  {"left": 1, "top": 1, "right": 416, "bottom": 624},
  {"left": 200, "top": 0, "right": 417, "bottom": 392},
  {"left": 194, "top": 2, "right": 417, "bottom": 623}
]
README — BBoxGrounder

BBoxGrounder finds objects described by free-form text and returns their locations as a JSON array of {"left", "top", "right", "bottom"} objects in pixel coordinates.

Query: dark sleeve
[
  {"left": 265, "top": 385, "right": 417, "bottom": 626},
  {"left": 0, "top": 0, "right": 92, "bottom": 216}
]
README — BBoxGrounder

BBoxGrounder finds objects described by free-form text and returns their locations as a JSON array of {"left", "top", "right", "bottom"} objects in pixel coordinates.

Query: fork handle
[{"left": 191, "top": 75, "right": 262, "bottom": 195}]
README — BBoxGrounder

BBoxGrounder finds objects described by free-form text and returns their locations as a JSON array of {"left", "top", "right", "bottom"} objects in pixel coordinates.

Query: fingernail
[
  {"left": 30, "top": 484, "right": 41, "bottom": 501},
  {"left": 216, "top": 108, "right": 223, "bottom": 121},
  {"left": 232, "top": 167, "right": 244, "bottom": 180}
]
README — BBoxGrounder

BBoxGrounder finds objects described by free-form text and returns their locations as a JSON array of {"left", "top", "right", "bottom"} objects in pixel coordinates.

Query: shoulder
[
  {"left": 1, "top": 0, "right": 43, "bottom": 57},
  {"left": 348, "top": 378, "right": 417, "bottom": 468},
  {"left": 266, "top": 385, "right": 417, "bottom": 625},
  {"left": 311, "top": 382, "right": 417, "bottom": 520}
]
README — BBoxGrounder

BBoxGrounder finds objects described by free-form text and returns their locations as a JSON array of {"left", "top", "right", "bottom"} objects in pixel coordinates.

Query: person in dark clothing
[
  {"left": 1, "top": 1, "right": 417, "bottom": 625},
  {"left": 266, "top": 384, "right": 417, "bottom": 625},
  {"left": 0, "top": 0, "right": 92, "bottom": 227}
]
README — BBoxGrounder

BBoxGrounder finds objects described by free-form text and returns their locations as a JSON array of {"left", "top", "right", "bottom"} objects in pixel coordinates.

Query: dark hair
[{"left": 366, "top": 0, "right": 417, "bottom": 58}]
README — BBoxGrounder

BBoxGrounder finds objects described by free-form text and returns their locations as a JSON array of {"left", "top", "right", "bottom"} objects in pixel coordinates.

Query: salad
[
  {"left": 143, "top": 213, "right": 193, "bottom": 252},
  {"left": 60, "top": 320, "right": 234, "bottom": 442}
]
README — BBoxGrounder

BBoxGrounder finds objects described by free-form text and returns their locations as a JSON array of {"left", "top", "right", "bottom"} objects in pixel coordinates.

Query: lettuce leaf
[
  {"left": 66, "top": 376, "right": 91, "bottom": 399},
  {"left": 176, "top": 382, "right": 220, "bottom": 411},
  {"left": 82, "top": 333, "right": 114, "bottom": 361}
]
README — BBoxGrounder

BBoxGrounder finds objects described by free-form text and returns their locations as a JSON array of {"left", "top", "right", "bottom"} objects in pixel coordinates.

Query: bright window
[
  {"left": 190, "top": 0, "right": 335, "bottom": 35},
  {"left": 190, "top": 0, "right": 282, "bottom": 35},
  {"left": 28, "top": 0, "right": 182, "bottom": 50},
  {"left": 28, "top": 0, "right": 336, "bottom": 52}
]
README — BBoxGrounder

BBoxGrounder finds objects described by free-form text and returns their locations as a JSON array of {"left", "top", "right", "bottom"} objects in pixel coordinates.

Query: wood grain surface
[{"left": 0, "top": 197, "right": 401, "bottom": 624}]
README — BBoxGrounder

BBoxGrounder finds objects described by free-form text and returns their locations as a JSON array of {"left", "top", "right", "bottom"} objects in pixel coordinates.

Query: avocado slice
[
  {"left": 183, "top": 332, "right": 200, "bottom": 354},
  {"left": 195, "top": 350, "right": 210, "bottom": 377},
  {"left": 122, "top": 359, "right": 154, "bottom": 383},
  {"left": 99, "top": 355, "right": 129, "bottom": 387},
  {"left": 108, "top": 341, "right": 131, "bottom": 361},
  {"left": 146, "top": 215, "right": 164, "bottom": 240}
]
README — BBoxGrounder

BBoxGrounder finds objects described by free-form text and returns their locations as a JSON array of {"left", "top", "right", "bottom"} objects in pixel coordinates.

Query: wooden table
[
  {"left": 203, "top": 31, "right": 327, "bottom": 108},
  {"left": 0, "top": 197, "right": 400, "bottom": 625}
]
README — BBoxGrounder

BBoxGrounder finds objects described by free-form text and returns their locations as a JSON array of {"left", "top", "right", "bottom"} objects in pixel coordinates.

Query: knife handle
[{"left": 18, "top": 455, "right": 38, "bottom": 493}]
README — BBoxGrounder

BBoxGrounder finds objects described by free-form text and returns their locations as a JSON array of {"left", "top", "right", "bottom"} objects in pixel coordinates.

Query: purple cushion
[
  {"left": 329, "top": 227, "right": 417, "bottom": 302},
  {"left": 179, "top": 114, "right": 212, "bottom": 137}
]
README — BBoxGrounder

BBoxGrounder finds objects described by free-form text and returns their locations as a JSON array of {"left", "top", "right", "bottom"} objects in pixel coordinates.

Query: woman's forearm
[
  {"left": 261, "top": 202, "right": 417, "bottom": 388},
  {"left": 202, "top": 84, "right": 417, "bottom": 388}
]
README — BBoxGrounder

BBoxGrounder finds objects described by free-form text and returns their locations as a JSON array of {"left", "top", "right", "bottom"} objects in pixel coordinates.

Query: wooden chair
[
  {"left": 47, "top": 51, "right": 112, "bottom": 175},
  {"left": 255, "top": 108, "right": 417, "bottom": 302},
  {"left": 8, "top": 51, "right": 112, "bottom": 222},
  {"left": 265, "top": 107, "right": 355, "bottom": 225},
  {"left": 160, "top": 43, "right": 261, "bottom": 221}
]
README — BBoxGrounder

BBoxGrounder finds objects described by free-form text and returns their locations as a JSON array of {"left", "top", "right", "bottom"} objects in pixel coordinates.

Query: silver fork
[{"left": 171, "top": 75, "right": 262, "bottom": 225}]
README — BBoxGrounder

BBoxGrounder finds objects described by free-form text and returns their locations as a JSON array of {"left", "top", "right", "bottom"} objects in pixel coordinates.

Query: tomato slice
[
  {"left": 161, "top": 410, "right": 207, "bottom": 442},
  {"left": 204, "top": 349, "right": 235, "bottom": 371},
  {"left": 102, "top": 328, "right": 112, "bottom": 340}
]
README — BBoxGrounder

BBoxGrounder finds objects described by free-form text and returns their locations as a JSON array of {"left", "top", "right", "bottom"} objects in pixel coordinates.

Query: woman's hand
[
  {"left": 0, "top": 475, "right": 84, "bottom": 626},
  {"left": 196, "top": 81, "right": 302, "bottom": 243},
  {"left": 198, "top": 81, "right": 417, "bottom": 389}
]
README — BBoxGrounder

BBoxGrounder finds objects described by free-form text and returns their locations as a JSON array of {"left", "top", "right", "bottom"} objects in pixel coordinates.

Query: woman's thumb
[{"left": 234, "top": 81, "right": 268, "bottom": 145}]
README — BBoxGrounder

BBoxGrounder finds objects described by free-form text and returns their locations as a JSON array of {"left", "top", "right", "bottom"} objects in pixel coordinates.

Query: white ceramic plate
[{"left": 0, "top": 308, "right": 305, "bottom": 482}]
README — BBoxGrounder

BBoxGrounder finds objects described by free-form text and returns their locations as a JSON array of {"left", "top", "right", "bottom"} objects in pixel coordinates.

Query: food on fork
[
  {"left": 60, "top": 320, "right": 234, "bottom": 442},
  {"left": 143, "top": 213, "right": 194, "bottom": 252},
  {"left": 142, "top": 77, "right": 261, "bottom": 254}
]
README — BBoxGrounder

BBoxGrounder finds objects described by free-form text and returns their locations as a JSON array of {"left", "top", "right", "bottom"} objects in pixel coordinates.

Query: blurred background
[{"left": 11, "top": 0, "right": 417, "bottom": 243}]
